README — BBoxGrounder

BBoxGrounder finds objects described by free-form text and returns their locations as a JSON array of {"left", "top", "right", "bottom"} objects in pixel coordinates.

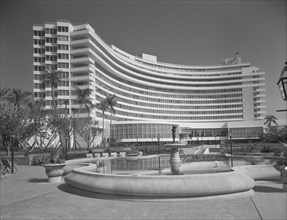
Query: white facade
[{"left": 33, "top": 20, "right": 269, "bottom": 142}]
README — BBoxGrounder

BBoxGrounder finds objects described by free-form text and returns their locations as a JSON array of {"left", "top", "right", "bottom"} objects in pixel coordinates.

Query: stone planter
[{"left": 43, "top": 163, "right": 66, "bottom": 183}]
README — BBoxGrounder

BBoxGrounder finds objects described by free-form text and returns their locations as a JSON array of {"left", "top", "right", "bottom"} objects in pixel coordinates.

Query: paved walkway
[{"left": 1, "top": 166, "right": 286, "bottom": 220}]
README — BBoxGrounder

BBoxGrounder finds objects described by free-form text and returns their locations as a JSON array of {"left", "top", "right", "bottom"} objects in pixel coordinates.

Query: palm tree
[
  {"left": 0, "top": 88, "right": 10, "bottom": 102},
  {"left": 264, "top": 115, "right": 278, "bottom": 128},
  {"left": 41, "top": 69, "right": 65, "bottom": 111},
  {"left": 73, "top": 87, "right": 94, "bottom": 149},
  {"left": 74, "top": 87, "right": 93, "bottom": 120},
  {"left": 106, "top": 94, "right": 117, "bottom": 147},
  {"left": 96, "top": 98, "right": 109, "bottom": 140},
  {"left": 6, "top": 89, "right": 33, "bottom": 110}
]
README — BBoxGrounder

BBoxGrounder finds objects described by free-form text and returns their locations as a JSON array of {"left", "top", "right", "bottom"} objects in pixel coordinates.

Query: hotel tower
[{"left": 33, "top": 20, "right": 267, "bottom": 145}]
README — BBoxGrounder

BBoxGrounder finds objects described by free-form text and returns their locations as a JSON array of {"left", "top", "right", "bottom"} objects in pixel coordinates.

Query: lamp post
[
  {"left": 157, "top": 133, "right": 161, "bottom": 171},
  {"left": 229, "top": 131, "right": 233, "bottom": 167},
  {"left": 277, "top": 62, "right": 287, "bottom": 100},
  {"left": 277, "top": 62, "right": 287, "bottom": 192}
]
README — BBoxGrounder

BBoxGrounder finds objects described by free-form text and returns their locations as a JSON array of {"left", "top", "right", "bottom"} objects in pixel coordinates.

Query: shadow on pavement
[
  {"left": 28, "top": 178, "right": 48, "bottom": 183},
  {"left": 253, "top": 185, "right": 284, "bottom": 193}
]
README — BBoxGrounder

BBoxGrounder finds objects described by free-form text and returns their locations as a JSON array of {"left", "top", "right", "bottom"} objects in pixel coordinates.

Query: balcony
[
  {"left": 70, "top": 56, "right": 94, "bottom": 64},
  {"left": 70, "top": 65, "right": 93, "bottom": 73},
  {"left": 70, "top": 74, "right": 94, "bottom": 82}
]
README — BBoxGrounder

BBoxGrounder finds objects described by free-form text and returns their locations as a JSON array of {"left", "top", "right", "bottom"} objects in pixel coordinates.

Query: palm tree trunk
[
  {"left": 109, "top": 113, "right": 113, "bottom": 148},
  {"left": 102, "top": 110, "right": 105, "bottom": 141}
]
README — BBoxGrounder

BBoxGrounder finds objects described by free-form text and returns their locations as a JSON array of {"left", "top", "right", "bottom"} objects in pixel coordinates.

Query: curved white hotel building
[{"left": 33, "top": 20, "right": 268, "bottom": 144}]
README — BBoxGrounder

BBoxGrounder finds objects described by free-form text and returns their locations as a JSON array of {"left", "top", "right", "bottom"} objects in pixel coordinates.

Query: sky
[{"left": 0, "top": 0, "right": 286, "bottom": 121}]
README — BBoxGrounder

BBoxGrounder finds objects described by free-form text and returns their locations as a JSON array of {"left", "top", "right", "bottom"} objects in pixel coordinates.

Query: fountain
[{"left": 64, "top": 125, "right": 255, "bottom": 199}]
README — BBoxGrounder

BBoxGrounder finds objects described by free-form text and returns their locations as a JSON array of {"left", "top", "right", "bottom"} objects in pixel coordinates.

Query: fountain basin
[{"left": 65, "top": 164, "right": 255, "bottom": 198}]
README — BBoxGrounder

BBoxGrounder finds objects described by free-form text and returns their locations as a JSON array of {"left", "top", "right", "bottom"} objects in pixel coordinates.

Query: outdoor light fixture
[{"left": 277, "top": 62, "right": 287, "bottom": 101}]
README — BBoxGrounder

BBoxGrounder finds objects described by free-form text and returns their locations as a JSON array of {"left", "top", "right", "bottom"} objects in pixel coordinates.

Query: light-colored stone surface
[
  {"left": 232, "top": 165, "right": 281, "bottom": 180},
  {"left": 1, "top": 166, "right": 286, "bottom": 220},
  {"left": 65, "top": 164, "right": 254, "bottom": 197}
]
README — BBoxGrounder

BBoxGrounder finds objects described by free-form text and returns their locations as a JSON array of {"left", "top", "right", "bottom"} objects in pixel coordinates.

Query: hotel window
[
  {"left": 57, "top": 35, "right": 69, "bottom": 41},
  {"left": 45, "top": 29, "right": 57, "bottom": 35},
  {"left": 46, "top": 37, "right": 57, "bottom": 43},
  {"left": 58, "top": 53, "right": 69, "bottom": 59},
  {"left": 58, "top": 81, "right": 69, "bottom": 87},
  {"left": 46, "top": 55, "right": 57, "bottom": 61},
  {"left": 46, "top": 64, "right": 57, "bottom": 70},
  {"left": 57, "top": 26, "right": 69, "bottom": 32},
  {"left": 46, "top": 46, "right": 57, "bottom": 52},
  {"left": 58, "top": 63, "right": 69, "bottom": 68},
  {"left": 34, "top": 48, "right": 44, "bottom": 54},
  {"left": 34, "top": 31, "right": 45, "bottom": 36},
  {"left": 58, "top": 44, "right": 69, "bottom": 50}
]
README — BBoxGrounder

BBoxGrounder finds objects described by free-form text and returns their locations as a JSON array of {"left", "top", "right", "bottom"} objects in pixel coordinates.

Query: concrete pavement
[{"left": 1, "top": 166, "right": 286, "bottom": 220}]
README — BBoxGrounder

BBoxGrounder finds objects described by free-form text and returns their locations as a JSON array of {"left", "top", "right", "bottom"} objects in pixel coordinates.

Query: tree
[
  {"left": 75, "top": 118, "right": 100, "bottom": 150},
  {"left": 41, "top": 69, "right": 65, "bottom": 110},
  {"left": 72, "top": 87, "right": 95, "bottom": 149},
  {"left": 0, "top": 88, "right": 10, "bottom": 102},
  {"left": 6, "top": 89, "right": 33, "bottom": 110},
  {"left": 74, "top": 87, "right": 93, "bottom": 119},
  {"left": 106, "top": 94, "right": 117, "bottom": 147},
  {"left": 264, "top": 115, "right": 278, "bottom": 128},
  {"left": 0, "top": 103, "right": 40, "bottom": 156},
  {"left": 96, "top": 98, "right": 109, "bottom": 140}
]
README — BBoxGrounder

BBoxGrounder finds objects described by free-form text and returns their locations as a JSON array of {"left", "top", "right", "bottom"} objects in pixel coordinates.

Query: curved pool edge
[{"left": 64, "top": 164, "right": 255, "bottom": 198}]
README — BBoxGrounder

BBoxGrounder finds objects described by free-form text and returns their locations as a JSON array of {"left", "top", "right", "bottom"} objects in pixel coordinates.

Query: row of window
[
  {"left": 34, "top": 66, "right": 45, "bottom": 71},
  {"left": 34, "top": 39, "right": 45, "bottom": 45},
  {"left": 72, "top": 72, "right": 89, "bottom": 77},
  {"left": 58, "top": 44, "right": 69, "bottom": 50},
  {"left": 58, "top": 72, "right": 69, "bottom": 78},
  {"left": 93, "top": 56, "right": 247, "bottom": 85},
  {"left": 34, "top": 75, "right": 43, "bottom": 80},
  {"left": 134, "top": 58, "right": 243, "bottom": 73},
  {"left": 45, "top": 28, "right": 57, "bottom": 35},
  {"left": 46, "top": 46, "right": 57, "bottom": 52},
  {"left": 96, "top": 71, "right": 243, "bottom": 99},
  {"left": 97, "top": 80, "right": 243, "bottom": 102},
  {"left": 34, "top": 57, "right": 45, "bottom": 63},
  {"left": 58, "top": 53, "right": 69, "bottom": 59},
  {"left": 34, "top": 92, "right": 45, "bottom": 98},
  {"left": 95, "top": 64, "right": 245, "bottom": 94},
  {"left": 98, "top": 110, "right": 243, "bottom": 121},
  {"left": 46, "top": 64, "right": 58, "bottom": 70},
  {"left": 34, "top": 81, "right": 69, "bottom": 88},
  {"left": 35, "top": 54, "right": 69, "bottom": 62},
  {"left": 58, "top": 26, "right": 69, "bottom": 32},
  {"left": 34, "top": 48, "right": 45, "bottom": 54},
  {"left": 34, "top": 30, "right": 45, "bottom": 36},
  {"left": 45, "top": 55, "right": 57, "bottom": 61},
  {"left": 34, "top": 89, "right": 70, "bottom": 97},
  {"left": 45, "top": 99, "right": 69, "bottom": 106},
  {"left": 46, "top": 37, "right": 57, "bottom": 43},
  {"left": 111, "top": 124, "right": 173, "bottom": 139},
  {"left": 58, "top": 90, "right": 70, "bottom": 96},
  {"left": 72, "top": 81, "right": 89, "bottom": 86},
  {"left": 57, "top": 35, "right": 69, "bottom": 41},
  {"left": 58, "top": 63, "right": 69, "bottom": 68},
  {"left": 34, "top": 71, "right": 69, "bottom": 80}
]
